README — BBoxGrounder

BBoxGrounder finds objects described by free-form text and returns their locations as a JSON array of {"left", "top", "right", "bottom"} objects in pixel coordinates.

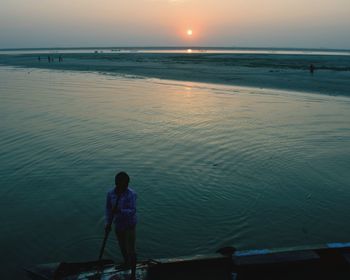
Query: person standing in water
[
  {"left": 105, "top": 171, "right": 137, "bottom": 279},
  {"left": 309, "top": 63, "right": 315, "bottom": 74}
]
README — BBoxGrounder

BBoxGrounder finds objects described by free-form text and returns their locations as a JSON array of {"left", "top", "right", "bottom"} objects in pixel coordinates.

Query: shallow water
[
  {"left": 0, "top": 67, "right": 350, "bottom": 279},
  {"left": 2, "top": 51, "right": 350, "bottom": 97}
]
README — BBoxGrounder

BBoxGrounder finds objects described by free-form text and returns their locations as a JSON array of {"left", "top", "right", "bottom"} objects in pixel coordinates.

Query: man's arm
[{"left": 119, "top": 192, "right": 137, "bottom": 217}]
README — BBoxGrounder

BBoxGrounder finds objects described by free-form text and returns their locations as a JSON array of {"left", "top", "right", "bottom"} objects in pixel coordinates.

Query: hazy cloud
[{"left": 0, "top": 0, "right": 349, "bottom": 48}]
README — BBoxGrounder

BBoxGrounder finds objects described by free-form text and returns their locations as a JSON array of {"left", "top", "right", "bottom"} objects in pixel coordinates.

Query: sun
[{"left": 187, "top": 29, "right": 193, "bottom": 36}]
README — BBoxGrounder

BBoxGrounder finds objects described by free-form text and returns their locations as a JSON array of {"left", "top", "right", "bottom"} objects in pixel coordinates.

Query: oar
[
  {"left": 98, "top": 225, "right": 112, "bottom": 263},
  {"left": 95, "top": 196, "right": 120, "bottom": 277}
]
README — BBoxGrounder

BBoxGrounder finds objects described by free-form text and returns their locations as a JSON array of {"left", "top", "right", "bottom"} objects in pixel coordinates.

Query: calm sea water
[{"left": 1, "top": 67, "right": 350, "bottom": 279}]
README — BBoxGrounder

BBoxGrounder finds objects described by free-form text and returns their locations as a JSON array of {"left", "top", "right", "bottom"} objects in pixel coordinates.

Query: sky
[{"left": 0, "top": 0, "right": 349, "bottom": 49}]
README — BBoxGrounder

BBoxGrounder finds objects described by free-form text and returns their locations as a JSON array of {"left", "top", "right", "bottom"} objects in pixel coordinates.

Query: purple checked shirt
[{"left": 105, "top": 187, "right": 137, "bottom": 231}]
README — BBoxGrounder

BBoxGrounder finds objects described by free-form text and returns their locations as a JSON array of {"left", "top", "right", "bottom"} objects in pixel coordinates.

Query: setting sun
[{"left": 187, "top": 29, "right": 193, "bottom": 36}]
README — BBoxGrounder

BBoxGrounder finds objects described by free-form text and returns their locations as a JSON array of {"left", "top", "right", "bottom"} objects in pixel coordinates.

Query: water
[
  {"left": 1, "top": 67, "right": 350, "bottom": 279},
  {"left": 1, "top": 47, "right": 350, "bottom": 56}
]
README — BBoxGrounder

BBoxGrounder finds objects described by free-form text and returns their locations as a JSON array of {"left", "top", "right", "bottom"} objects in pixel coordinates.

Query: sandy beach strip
[{"left": 1, "top": 52, "right": 350, "bottom": 96}]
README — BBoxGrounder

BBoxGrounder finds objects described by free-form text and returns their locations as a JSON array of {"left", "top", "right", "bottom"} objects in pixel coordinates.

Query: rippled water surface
[{"left": 1, "top": 67, "right": 350, "bottom": 279}]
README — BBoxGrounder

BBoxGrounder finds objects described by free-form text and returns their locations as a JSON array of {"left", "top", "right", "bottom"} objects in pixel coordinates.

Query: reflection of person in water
[{"left": 309, "top": 64, "right": 315, "bottom": 74}]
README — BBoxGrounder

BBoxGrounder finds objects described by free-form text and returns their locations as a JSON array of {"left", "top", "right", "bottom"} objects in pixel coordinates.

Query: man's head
[{"left": 115, "top": 171, "right": 130, "bottom": 193}]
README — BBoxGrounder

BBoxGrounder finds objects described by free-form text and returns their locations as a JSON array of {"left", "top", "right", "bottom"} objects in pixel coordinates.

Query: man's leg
[
  {"left": 126, "top": 228, "right": 137, "bottom": 278},
  {"left": 116, "top": 230, "right": 128, "bottom": 266}
]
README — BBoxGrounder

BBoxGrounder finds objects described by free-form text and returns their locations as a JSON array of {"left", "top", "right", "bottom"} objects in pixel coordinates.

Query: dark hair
[{"left": 115, "top": 171, "right": 130, "bottom": 187}]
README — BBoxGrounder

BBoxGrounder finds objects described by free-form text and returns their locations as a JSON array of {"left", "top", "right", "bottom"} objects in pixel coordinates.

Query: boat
[{"left": 25, "top": 242, "right": 350, "bottom": 280}]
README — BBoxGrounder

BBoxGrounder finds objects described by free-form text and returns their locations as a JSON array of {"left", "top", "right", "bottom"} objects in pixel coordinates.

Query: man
[
  {"left": 309, "top": 63, "right": 315, "bottom": 74},
  {"left": 105, "top": 171, "right": 137, "bottom": 279}
]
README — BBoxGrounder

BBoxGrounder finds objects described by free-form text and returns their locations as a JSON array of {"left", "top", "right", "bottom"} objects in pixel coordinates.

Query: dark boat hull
[{"left": 25, "top": 242, "right": 350, "bottom": 280}]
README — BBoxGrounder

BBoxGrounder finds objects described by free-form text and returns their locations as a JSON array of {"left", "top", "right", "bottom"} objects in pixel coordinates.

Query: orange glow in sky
[{"left": 1, "top": 0, "right": 349, "bottom": 48}]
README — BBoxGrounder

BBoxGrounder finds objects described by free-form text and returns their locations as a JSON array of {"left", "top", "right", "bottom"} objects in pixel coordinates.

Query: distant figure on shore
[
  {"left": 38, "top": 56, "right": 41, "bottom": 62},
  {"left": 105, "top": 171, "right": 137, "bottom": 280},
  {"left": 309, "top": 64, "right": 315, "bottom": 74},
  {"left": 58, "top": 55, "right": 63, "bottom": 62}
]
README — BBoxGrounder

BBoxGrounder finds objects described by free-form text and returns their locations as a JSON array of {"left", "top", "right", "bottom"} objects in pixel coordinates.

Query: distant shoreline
[
  {"left": 1, "top": 51, "right": 350, "bottom": 97},
  {"left": 1, "top": 46, "right": 350, "bottom": 52}
]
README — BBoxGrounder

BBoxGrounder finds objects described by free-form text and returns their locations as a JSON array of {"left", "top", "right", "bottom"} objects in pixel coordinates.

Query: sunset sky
[{"left": 1, "top": 0, "right": 349, "bottom": 49}]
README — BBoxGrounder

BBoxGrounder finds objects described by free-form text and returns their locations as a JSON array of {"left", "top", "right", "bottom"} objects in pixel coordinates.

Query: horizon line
[{"left": 1, "top": 46, "right": 350, "bottom": 52}]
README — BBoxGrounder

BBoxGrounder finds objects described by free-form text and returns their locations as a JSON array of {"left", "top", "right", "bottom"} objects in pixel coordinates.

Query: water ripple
[{"left": 1, "top": 67, "right": 350, "bottom": 278}]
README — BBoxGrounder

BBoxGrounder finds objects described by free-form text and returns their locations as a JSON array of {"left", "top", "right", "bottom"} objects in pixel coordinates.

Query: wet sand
[{"left": 1, "top": 51, "right": 350, "bottom": 96}]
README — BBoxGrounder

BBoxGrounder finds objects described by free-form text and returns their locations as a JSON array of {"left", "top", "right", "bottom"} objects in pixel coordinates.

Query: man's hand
[
  {"left": 112, "top": 206, "right": 121, "bottom": 215},
  {"left": 105, "top": 224, "right": 111, "bottom": 234}
]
